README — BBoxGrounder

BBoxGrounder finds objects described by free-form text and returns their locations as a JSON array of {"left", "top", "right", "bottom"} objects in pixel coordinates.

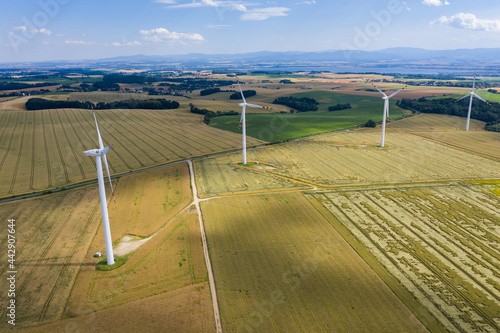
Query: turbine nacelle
[{"left": 84, "top": 145, "right": 112, "bottom": 157}]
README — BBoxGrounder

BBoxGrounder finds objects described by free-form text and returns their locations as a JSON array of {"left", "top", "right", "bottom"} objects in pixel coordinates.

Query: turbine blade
[
  {"left": 246, "top": 103, "right": 272, "bottom": 109},
  {"left": 371, "top": 83, "right": 387, "bottom": 97},
  {"left": 236, "top": 75, "right": 247, "bottom": 104},
  {"left": 457, "top": 93, "right": 472, "bottom": 102},
  {"left": 388, "top": 85, "right": 407, "bottom": 98},
  {"left": 102, "top": 147, "right": 117, "bottom": 208},
  {"left": 473, "top": 93, "right": 490, "bottom": 105},
  {"left": 92, "top": 106, "right": 105, "bottom": 150}
]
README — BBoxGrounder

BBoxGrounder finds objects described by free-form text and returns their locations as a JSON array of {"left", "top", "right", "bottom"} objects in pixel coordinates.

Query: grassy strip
[
  {"left": 305, "top": 194, "right": 448, "bottom": 333},
  {"left": 95, "top": 256, "right": 128, "bottom": 271}
]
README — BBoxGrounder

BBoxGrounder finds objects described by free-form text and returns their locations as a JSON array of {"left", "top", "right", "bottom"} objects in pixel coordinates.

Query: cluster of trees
[
  {"left": 96, "top": 99, "right": 179, "bottom": 110},
  {"left": 26, "top": 98, "right": 91, "bottom": 110},
  {"left": 189, "top": 103, "right": 238, "bottom": 124},
  {"left": 488, "top": 89, "right": 500, "bottom": 94},
  {"left": 328, "top": 103, "right": 352, "bottom": 111},
  {"left": 0, "top": 82, "right": 56, "bottom": 91},
  {"left": 363, "top": 119, "right": 377, "bottom": 127},
  {"left": 279, "top": 79, "right": 294, "bottom": 84},
  {"left": 273, "top": 96, "right": 319, "bottom": 112},
  {"left": 397, "top": 97, "right": 500, "bottom": 132},
  {"left": 92, "top": 81, "right": 120, "bottom": 91},
  {"left": 200, "top": 87, "right": 221, "bottom": 96},
  {"left": 230, "top": 90, "right": 256, "bottom": 100}
]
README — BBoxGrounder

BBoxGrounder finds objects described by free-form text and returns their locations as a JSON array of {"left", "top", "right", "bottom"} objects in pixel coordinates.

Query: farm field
[
  {"left": 307, "top": 183, "right": 500, "bottom": 332},
  {"left": 0, "top": 106, "right": 264, "bottom": 198},
  {"left": 387, "top": 113, "right": 485, "bottom": 132},
  {"left": 0, "top": 163, "right": 215, "bottom": 332},
  {"left": 210, "top": 91, "right": 407, "bottom": 142},
  {"left": 194, "top": 153, "right": 306, "bottom": 198},
  {"left": 200, "top": 192, "right": 430, "bottom": 332},
  {"left": 68, "top": 91, "right": 189, "bottom": 103},
  {"left": 244, "top": 131, "right": 500, "bottom": 186}
]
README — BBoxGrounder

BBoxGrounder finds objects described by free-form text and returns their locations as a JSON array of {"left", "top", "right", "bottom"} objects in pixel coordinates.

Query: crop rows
[
  {"left": 194, "top": 153, "right": 305, "bottom": 197},
  {"left": 312, "top": 184, "right": 500, "bottom": 332},
  {"left": 0, "top": 108, "right": 264, "bottom": 197},
  {"left": 249, "top": 132, "right": 500, "bottom": 185}
]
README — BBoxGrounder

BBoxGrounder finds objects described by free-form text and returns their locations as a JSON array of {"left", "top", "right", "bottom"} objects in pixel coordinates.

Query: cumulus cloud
[
  {"left": 169, "top": 0, "right": 247, "bottom": 11},
  {"left": 240, "top": 7, "right": 290, "bottom": 21},
  {"left": 422, "top": 0, "right": 449, "bottom": 6},
  {"left": 140, "top": 28, "right": 204, "bottom": 43},
  {"left": 12, "top": 26, "right": 52, "bottom": 35},
  {"left": 435, "top": 13, "right": 500, "bottom": 32}
]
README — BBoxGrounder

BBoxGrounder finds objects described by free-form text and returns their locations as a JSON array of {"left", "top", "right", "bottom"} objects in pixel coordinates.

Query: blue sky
[{"left": 2, "top": 0, "right": 500, "bottom": 62}]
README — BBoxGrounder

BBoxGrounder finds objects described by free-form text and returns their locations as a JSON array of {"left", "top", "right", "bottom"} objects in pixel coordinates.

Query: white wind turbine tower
[
  {"left": 236, "top": 76, "right": 271, "bottom": 164},
  {"left": 84, "top": 107, "right": 116, "bottom": 265},
  {"left": 457, "top": 73, "right": 490, "bottom": 131},
  {"left": 371, "top": 83, "right": 406, "bottom": 147}
]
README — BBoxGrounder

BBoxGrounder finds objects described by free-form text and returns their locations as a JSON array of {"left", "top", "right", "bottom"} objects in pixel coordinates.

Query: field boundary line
[{"left": 188, "top": 159, "right": 222, "bottom": 333}]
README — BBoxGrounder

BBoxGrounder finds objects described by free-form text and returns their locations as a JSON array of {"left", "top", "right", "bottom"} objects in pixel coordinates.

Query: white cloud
[
  {"left": 112, "top": 40, "right": 142, "bottom": 47},
  {"left": 422, "top": 0, "right": 449, "bottom": 6},
  {"left": 65, "top": 39, "right": 94, "bottom": 45},
  {"left": 140, "top": 28, "right": 204, "bottom": 43},
  {"left": 240, "top": 7, "right": 290, "bottom": 20},
  {"left": 435, "top": 13, "right": 500, "bottom": 32},
  {"left": 169, "top": 0, "right": 247, "bottom": 11},
  {"left": 301, "top": 1, "right": 316, "bottom": 4},
  {"left": 12, "top": 26, "right": 52, "bottom": 35}
]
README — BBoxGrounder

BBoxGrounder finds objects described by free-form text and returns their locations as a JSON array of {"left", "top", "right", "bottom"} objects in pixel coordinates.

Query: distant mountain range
[{"left": 2, "top": 48, "right": 500, "bottom": 73}]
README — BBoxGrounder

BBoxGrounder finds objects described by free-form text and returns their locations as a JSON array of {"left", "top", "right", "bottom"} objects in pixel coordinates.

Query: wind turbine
[
  {"left": 457, "top": 73, "right": 490, "bottom": 131},
  {"left": 371, "top": 83, "right": 406, "bottom": 147},
  {"left": 236, "top": 76, "right": 271, "bottom": 164},
  {"left": 84, "top": 107, "right": 116, "bottom": 265}
]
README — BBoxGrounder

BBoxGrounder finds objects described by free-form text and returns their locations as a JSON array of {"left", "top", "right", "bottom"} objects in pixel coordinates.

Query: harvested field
[
  {"left": 201, "top": 192, "right": 430, "bottom": 332},
  {"left": 411, "top": 131, "right": 500, "bottom": 161},
  {"left": 388, "top": 113, "right": 485, "bottom": 132},
  {"left": 0, "top": 108, "right": 265, "bottom": 198},
  {"left": 248, "top": 132, "right": 500, "bottom": 186},
  {"left": 193, "top": 154, "right": 306, "bottom": 198},
  {"left": 0, "top": 163, "right": 213, "bottom": 331},
  {"left": 310, "top": 183, "right": 500, "bottom": 332},
  {"left": 0, "top": 187, "right": 102, "bottom": 330},
  {"left": 109, "top": 163, "right": 192, "bottom": 236},
  {"left": 19, "top": 283, "right": 214, "bottom": 333}
]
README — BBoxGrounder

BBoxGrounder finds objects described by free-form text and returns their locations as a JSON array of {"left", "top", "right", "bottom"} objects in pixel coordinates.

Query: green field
[{"left": 209, "top": 91, "right": 407, "bottom": 142}]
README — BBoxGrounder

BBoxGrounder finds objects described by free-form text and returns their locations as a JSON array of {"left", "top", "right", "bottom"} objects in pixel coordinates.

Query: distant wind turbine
[
  {"left": 457, "top": 73, "right": 490, "bottom": 131},
  {"left": 84, "top": 106, "right": 116, "bottom": 265},
  {"left": 236, "top": 76, "right": 271, "bottom": 164},
  {"left": 371, "top": 83, "right": 406, "bottom": 147}
]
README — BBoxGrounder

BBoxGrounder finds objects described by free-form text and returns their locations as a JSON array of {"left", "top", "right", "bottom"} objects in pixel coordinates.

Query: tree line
[
  {"left": 229, "top": 90, "right": 256, "bottom": 100},
  {"left": 25, "top": 98, "right": 179, "bottom": 110},
  {"left": 328, "top": 103, "right": 351, "bottom": 111},
  {"left": 189, "top": 103, "right": 238, "bottom": 124},
  {"left": 397, "top": 97, "right": 500, "bottom": 132},
  {"left": 0, "top": 82, "right": 57, "bottom": 91},
  {"left": 272, "top": 96, "right": 319, "bottom": 112}
]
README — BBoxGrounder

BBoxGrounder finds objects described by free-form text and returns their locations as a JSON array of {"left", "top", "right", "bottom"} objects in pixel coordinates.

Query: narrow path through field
[{"left": 187, "top": 160, "right": 223, "bottom": 333}]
